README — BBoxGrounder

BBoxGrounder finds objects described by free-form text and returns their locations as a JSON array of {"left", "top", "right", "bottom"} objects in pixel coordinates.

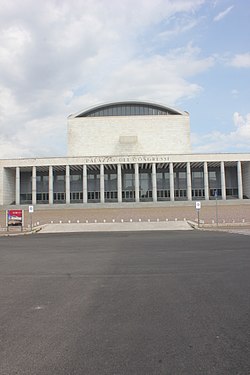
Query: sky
[{"left": 0, "top": 0, "right": 250, "bottom": 158}]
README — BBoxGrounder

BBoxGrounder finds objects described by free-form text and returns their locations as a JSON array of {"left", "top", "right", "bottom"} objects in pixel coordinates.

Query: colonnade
[{"left": 15, "top": 161, "right": 244, "bottom": 205}]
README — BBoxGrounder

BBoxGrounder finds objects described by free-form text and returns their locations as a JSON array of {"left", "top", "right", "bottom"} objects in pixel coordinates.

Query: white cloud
[
  {"left": 0, "top": 0, "right": 211, "bottom": 158},
  {"left": 70, "top": 44, "right": 214, "bottom": 108},
  {"left": 192, "top": 112, "right": 250, "bottom": 153},
  {"left": 158, "top": 18, "right": 199, "bottom": 40},
  {"left": 213, "top": 5, "right": 234, "bottom": 22},
  {"left": 0, "top": 114, "right": 66, "bottom": 158},
  {"left": 230, "top": 53, "right": 250, "bottom": 68}
]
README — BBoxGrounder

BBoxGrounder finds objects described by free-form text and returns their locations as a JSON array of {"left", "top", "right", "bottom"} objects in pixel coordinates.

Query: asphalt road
[{"left": 0, "top": 231, "right": 249, "bottom": 375}]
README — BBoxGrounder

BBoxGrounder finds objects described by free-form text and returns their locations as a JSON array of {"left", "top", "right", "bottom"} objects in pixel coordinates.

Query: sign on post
[
  {"left": 195, "top": 201, "right": 201, "bottom": 210},
  {"left": 28, "top": 205, "right": 34, "bottom": 231},
  {"left": 6, "top": 209, "right": 23, "bottom": 227},
  {"left": 195, "top": 201, "right": 201, "bottom": 228}
]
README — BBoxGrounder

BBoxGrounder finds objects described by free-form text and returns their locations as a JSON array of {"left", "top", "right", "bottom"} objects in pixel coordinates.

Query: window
[{"left": 78, "top": 103, "right": 180, "bottom": 117}]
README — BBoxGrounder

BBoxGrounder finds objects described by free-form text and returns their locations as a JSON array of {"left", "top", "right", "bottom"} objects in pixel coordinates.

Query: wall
[
  {"left": 0, "top": 166, "right": 3, "bottom": 205},
  {"left": 2, "top": 168, "right": 15, "bottom": 205},
  {"left": 67, "top": 115, "right": 191, "bottom": 157}
]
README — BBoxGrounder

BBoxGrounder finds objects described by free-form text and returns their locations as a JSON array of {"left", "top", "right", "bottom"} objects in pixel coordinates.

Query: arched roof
[{"left": 69, "top": 101, "right": 187, "bottom": 118}]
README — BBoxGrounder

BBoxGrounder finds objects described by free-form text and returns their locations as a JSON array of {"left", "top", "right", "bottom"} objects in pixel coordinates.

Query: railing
[
  {"left": 157, "top": 189, "right": 170, "bottom": 200},
  {"left": 192, "top": 189, "right": 205, "bottom": 198},
  {"left": 104, "top": 191, "right": 118, "bottom": 200},
  {"left": 122, "top": 190, "right": 135, "bottom": 200}
]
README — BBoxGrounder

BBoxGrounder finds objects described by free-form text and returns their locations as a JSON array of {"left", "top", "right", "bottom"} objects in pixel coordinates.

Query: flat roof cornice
[{"left": 1, "top": 153, "right": 250, "bottom": 168}]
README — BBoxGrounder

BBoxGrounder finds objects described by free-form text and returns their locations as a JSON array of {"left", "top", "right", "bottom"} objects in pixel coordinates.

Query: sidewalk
[{"left": 40, "top": 220, "right": 193, "bottom": 233}]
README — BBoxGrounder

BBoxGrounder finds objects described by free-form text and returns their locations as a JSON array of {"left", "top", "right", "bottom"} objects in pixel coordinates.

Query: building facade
[{"left": 0, "top": 101, "right": 250, "bottom": 206}]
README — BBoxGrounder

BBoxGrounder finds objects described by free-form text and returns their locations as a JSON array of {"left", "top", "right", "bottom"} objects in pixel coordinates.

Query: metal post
[
  {"left": 30, "top": 212, "right": 33, "bottom": 232},
  {"left": 216, "top": 196, "right": 218, "bottom": 227},
  {"left": 214, "top": 189, "right": 219, "bottom": 227}
]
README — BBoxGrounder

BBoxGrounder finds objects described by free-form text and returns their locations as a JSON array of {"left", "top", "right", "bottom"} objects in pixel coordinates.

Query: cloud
[
  {"left": 213, "top": 5, "right": 234, "bottom": 22},
  {"left": 158, "top": 18, "right": 199, "bottom": 40},
  {"left": 0, "top": 0, "right": 211, "bottom": 158},
  {"left": 70, "top": 44, "right": 214, "bottom": 110},
  {"left": 192, "top": 112, "right": 250, "bottom": 153},
  {"left": 230, "top": 53, "right": 250, "bottom": 68},
  {"left": 231, "top": 89, "right": 239, "bottom": 98}
]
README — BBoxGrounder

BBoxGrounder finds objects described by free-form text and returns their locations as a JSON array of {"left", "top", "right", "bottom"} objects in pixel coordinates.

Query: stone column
[
  {"left": 152, "top": 163, "right": 157, "bottom": 202},
  {"left": 169, "top": 162, "right": 175, "bottom": 201},
  {"left": 100, "top": 164, "right": 105, "bottom": 203},
  {"left": 135, "top": 163, "right": 140, "bottom": 202},
  {"left": 83, "top": 165, "right": 87, "bottom": 203},
  {"left": 66, "top": 165, "right": 70, "bottom": 204},
  {"left": 237, "top": 161, "right": 243, "bottom": 199},
  {"left": 220, "top": 161, "right": 226, "bottom": 200},
  {"left": 15, "top": 167, "right": 20, "bottom": 205},
  {"left": 186, "top": 162, "right": 192, "bottom": 201},
  {"left": 32, "top": 166, "right": 36, "bottom": 205},
  {"left": 49, "top": 166, "right": 53, "bottom": 205},
  {"left": 117, "top": 164, "right": 122, "bottom": 203},
  {"left": 204, "top": 161, "right": 209, "bottom": 200}
]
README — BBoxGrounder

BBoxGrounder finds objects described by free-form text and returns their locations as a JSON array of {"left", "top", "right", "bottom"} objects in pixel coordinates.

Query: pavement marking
[
  {"left": 33, "top": 305, "right": 45, "bottom": 310},
  {"left": 228, "top": 229, "right": 250, "bottom": 236}
]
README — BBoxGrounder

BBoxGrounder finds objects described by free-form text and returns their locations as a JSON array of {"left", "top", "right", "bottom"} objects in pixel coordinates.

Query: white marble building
[{"left": 0, "top": 101, "right": 250, "bottom": 206}]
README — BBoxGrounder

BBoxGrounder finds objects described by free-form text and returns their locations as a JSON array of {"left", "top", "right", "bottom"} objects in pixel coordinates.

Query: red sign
[{"left": 7, "top": 210, "right": 23, "bottom": 226}]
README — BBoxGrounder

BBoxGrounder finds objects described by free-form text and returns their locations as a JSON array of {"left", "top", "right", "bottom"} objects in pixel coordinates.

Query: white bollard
[
  {"left": 94, "top": 219, "right": 97, "bottom": 223},
  {"left": 130, "top": 219, "right": 133, "bottom": 222},
  {"left": 103, "top": 219, "right": 106, "bottom": 223},
  {"left": 148, "top": 219, "right": 150, "bottom": 222},
  {"left": 157, "top": 218, "right": 159, "bottom": 222},
  {"left": 112, "top": 219, "right": 115, "bottom": 223},
  {"left": 175, "top": 218, "right": 178, "bottom": 221},
  {"left": 121, "top": 219, "right": 124, "bottom": 222},
  {"left": 139, "top": 218, "right": 141, "bottom": 222},
  {"left": 166, "top": 218, "right": 168, "bottom": 222},
  {"left": 68, "top": 220, "right": 71, "bottom": 224},
  {"left": 59, "top": 220, "right": 62, "bottom": 224},
  {"left": 51, "top": 221, "right": 53, "bottom": 224},
  {"left": 86, "top": 220, "right": 88, "bottom": 223},
  {"left": 77, "top": 220, "right": 79, "bottom": 223}
]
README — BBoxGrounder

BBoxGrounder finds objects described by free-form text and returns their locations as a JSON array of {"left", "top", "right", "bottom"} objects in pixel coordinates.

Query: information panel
[{"left": 6, "top": 210, "right": 23, "bottom": 226}]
